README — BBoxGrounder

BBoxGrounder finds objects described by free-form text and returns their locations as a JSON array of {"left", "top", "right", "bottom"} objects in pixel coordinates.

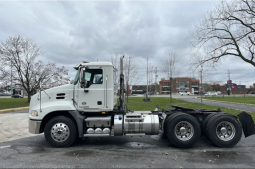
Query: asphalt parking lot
[{"left": 1, "top": 110, "right": 255, "bottom": 168}]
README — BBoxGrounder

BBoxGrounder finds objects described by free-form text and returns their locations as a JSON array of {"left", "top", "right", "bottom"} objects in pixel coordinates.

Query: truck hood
[
  {"left": 30, "top": 84, "right": 74, "bottom": 111},
  {"left": 29, "top": 84, "right": 76, "bottom": 120},
  {"left": 43, "top": 84, "right": 74, "bottom": 93}
]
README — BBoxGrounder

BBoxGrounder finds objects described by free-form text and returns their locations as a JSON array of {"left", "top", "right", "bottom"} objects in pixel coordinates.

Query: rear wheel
[
  {"left": 44, "top": 116, "right": 77, "bottom": 147},
  {"left": 202, "top": 113, "right": 222, "bottom": 139},
  {"left": 163, "top": 113, "right": 184, "bottom": 140},
  {"left": 206, "top": 115, "right": 242, "bottom": 148},
  {"left": 165, "top": 114, "right": 201, "bottom": 148}
]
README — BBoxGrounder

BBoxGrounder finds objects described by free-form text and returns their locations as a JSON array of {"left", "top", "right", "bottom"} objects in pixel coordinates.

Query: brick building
[
  {"left": 131, "top": 85, "right": 147, "bottom": 94},
  {"left": 131, "top": 85, "right": 155, "bottom": 94},
  {"left": 159, "top": 77, "right": 200, "bottom": 94},
  {"left": 212, "top": 83, "right": 253, "bottom": 94}
]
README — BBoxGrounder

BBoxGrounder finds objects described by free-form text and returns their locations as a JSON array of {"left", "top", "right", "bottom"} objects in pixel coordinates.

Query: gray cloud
[{"left": 0, "top": 0, "right": 254, "bottom": 86}]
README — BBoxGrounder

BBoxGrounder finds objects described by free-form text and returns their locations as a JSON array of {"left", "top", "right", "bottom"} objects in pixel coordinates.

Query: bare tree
[
  {"left": 0, "top": 35, "right": 69, "bottom": 102},
  {"left": 0, "top": 66, "right": 8, "bottom": 80},
  {"left": 189, "top": 51, "right": 214, "bottom": 109},
  {"left": 148, "top": 63, "right": 154, "bottom": 97},
  {"left": 124, "top": 56, "right": 139, "bottom": 87},
  {"left": 110, "top": 55, "right": 139, "bottom": 101},
  {"left": 124, "top": 56, "right": 139, "bottom": 102},
  {"left": 0, "top": 65, "right": 9, "bottom": 88},
  {"left": 192, "top": 0, "right": 255, "bottom": 67},
  {"left": 162, "top": 53, "right": 179, "bottom": 102},
  {"left": 109, "top": 54, "right": 120, "bottom": 89}
]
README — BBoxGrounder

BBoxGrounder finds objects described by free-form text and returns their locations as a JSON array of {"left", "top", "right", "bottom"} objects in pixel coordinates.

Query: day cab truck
[{"left": 29, "top": 56, "right": 255, "bottom": 148}]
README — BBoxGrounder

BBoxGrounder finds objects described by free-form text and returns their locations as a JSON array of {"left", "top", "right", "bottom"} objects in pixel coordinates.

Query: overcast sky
[{"left": 1, "top": 0, "right": 254, "bottom": 87}]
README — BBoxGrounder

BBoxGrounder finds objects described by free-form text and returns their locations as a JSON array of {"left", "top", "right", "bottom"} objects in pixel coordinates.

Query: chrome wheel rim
[
  {"left": 175, "top": 121, "right": 194, "bottom": 141},
  {"left": 216, "top": 121, "right": 235, "bottom": 141},
  {"left": 51, "top": 123, "right": 70, "bottom": 142}
]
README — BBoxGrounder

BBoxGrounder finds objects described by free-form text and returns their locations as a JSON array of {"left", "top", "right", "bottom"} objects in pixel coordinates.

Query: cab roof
[{"left": 74, "top": 62, "right": 113, "bottom": 70}]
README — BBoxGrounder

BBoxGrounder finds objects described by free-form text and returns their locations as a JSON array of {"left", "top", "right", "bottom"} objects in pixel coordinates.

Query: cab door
[{"left": 76, "top": 68, "right": 105, "bottom": 112}]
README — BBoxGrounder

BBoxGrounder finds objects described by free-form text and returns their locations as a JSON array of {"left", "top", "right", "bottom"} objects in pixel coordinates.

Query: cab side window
[
  {"left": 84, "top": 69, "right": 103, "bottom": 87},
  {"left": 93, "top": 74, "right": 103, "bottom": 84}
]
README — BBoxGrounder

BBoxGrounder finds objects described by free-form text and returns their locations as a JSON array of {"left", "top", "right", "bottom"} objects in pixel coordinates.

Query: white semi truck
[{"left": 29, "top": 56, "right": 255, "bottom": 148}]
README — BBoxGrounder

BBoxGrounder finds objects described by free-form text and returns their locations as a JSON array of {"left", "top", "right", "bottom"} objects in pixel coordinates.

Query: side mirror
[
  {"left": 80, "top": 78, "right": 86, "bottom": 88},
  {"left": 70, "top": 80, "right": 74, "bottom": 84},
  {"left": 80, "top": 79, "right": 88, "bottom": 92}
]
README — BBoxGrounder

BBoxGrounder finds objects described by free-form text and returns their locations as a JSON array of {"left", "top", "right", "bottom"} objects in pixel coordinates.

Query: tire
[
  {"left": 206, "top": 115, "right": 242, "bottom": 148},
  {"left": 165, "top": 114, "right": 201, "bottom": 148},
  {"left": 44, "top": 116, "right": 77, "bottom": 147},
  {"left": 163, "top": 113, "right": 183, "bottom": 142},
  {"left": 164, "top": 113, "right": 179, "bottom": 133},
  {"left": 202, "top": 113, "right": 222, "bottom": 138}
]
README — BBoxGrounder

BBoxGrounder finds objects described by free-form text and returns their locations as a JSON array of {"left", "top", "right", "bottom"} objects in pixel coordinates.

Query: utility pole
[
  {"left": 227, "top": 70, "right": 231, "bottom": 95},
  {"left": 155, "top": 67, "right": 157, "bottom": 95},
  {"left": 200, "top": 64, "right": 203, "bottom": 109},
  {"left": 170, "top": 77, "right": 172, "bottom": 102},
  {"left": 146, "top": 57, "right": 148, "bottom": 101}
]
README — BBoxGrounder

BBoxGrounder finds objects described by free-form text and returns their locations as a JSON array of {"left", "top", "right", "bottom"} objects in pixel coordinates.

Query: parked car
[
  {"left": 205, "top": 92, "right": 218, "bottom": 96},
  {"left": 0, "top": 91, "right": 11, "bottom": 96},
  {"left": 179, "top": 92, "right": 190, "bottom": 96},
  {"left": 217, "top": 91, "right": 222, "bottom": 95},
  {"left": 197, "top": 91, "right": 207, "bottom": 95},
  {"left": 11, "top": 94, "right": 23, "bottom": 98}
]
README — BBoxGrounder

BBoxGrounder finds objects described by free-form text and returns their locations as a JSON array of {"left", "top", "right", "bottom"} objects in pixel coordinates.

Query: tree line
[{"left": 0, "top": 35, "right": 69, "bottom": 102}]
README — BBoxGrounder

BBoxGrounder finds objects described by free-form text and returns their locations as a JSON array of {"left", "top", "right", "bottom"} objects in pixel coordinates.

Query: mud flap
[{"left": 237, "top": 112, "right": 255, "bottom": 138}]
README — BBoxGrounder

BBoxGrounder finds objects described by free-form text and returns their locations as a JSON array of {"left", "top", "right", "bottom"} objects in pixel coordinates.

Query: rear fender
[{"left": 237, "top": 112, "right": 255, "bottom": 138}]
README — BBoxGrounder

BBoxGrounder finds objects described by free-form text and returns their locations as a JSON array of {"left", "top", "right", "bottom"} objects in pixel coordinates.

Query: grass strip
[
  {"left": 199, "top": 96, "right": 255, "bottom": 105},
  {"left": 0, "top": 98, "right": 29, "bottom": 110}
]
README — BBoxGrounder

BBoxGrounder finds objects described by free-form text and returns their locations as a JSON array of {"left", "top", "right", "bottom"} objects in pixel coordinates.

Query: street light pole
[
  {"left": 155, "top": 67, "right": 157, "bottom": 95},
  {"left": 146, "top": 57, "right": 148, "bottom": 101}
]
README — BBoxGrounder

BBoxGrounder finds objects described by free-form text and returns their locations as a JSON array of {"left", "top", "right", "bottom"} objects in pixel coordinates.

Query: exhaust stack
[{"left": 119, "top": 55, "right": 125, "bottom": 112}]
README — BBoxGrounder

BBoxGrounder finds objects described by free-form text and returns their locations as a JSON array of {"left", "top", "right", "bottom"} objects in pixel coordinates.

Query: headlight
[{"left": 31, "top": 110, "right": 38, "bottom": 117}]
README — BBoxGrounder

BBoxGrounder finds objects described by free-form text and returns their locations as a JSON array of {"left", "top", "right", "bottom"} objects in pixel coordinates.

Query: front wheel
[{"left": 44, "top": 116, "right": 77, "bottom": 147}]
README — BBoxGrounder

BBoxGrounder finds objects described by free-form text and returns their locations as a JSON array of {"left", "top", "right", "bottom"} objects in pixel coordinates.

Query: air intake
[{"left": 56, "top": 93, "right": 65, "bottom": 99}]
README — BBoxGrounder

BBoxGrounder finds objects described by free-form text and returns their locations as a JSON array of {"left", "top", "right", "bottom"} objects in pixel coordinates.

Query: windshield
[{"left": 73, "top": 70, "right": 79, "bottom": 85}]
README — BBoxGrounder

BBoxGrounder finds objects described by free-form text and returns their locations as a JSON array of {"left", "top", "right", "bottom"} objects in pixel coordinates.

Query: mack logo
[{"left": 82, "top": 102, "right": 86, "bottom": 105}]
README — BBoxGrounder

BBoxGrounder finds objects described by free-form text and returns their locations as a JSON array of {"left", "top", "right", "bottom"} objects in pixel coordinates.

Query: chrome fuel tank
[{"left": 114, "top": 112, "right": 159, "bottom": 135}]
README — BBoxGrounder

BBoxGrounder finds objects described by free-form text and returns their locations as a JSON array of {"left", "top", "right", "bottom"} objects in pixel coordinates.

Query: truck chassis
[{"left": 28, "top": 56, "right": 255, "bottom": 148}]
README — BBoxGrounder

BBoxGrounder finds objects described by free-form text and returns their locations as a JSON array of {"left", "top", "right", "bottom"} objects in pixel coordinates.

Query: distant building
[
  {"left": 211, "top": 82, "right": 254, "bottom": 94},
  {"left": 131, "top": 85, "right": 150, "bottom": 94},
  {"left": 131, "top": 84, "right": 158, "bottom": 94},
  {"left": 5, "top": 84, "right": 26, "bottom": 96},
  {"left": 159, "top": 77, "right": 200, "bottom": 94}
]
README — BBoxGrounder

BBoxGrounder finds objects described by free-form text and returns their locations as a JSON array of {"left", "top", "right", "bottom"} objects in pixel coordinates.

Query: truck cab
[
  {"left": 73, "top": 62, "right": 117, "bottom": 112},
  {"left": 29, "top": 61, "right": 119, "bottom": 147}
]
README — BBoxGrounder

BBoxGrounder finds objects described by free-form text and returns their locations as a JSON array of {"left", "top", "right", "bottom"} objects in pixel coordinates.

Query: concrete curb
[
  {"left": 0, "top": 107, "right": 29, "bottom": 113},
  {"left": 195, "top": 97, "right": 255, "bottom": 106}
]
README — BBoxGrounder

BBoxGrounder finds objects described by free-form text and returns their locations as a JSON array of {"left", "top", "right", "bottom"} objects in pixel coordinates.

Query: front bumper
[{"left": 29, "top": 119, "right": 42, "bottom": 134}]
